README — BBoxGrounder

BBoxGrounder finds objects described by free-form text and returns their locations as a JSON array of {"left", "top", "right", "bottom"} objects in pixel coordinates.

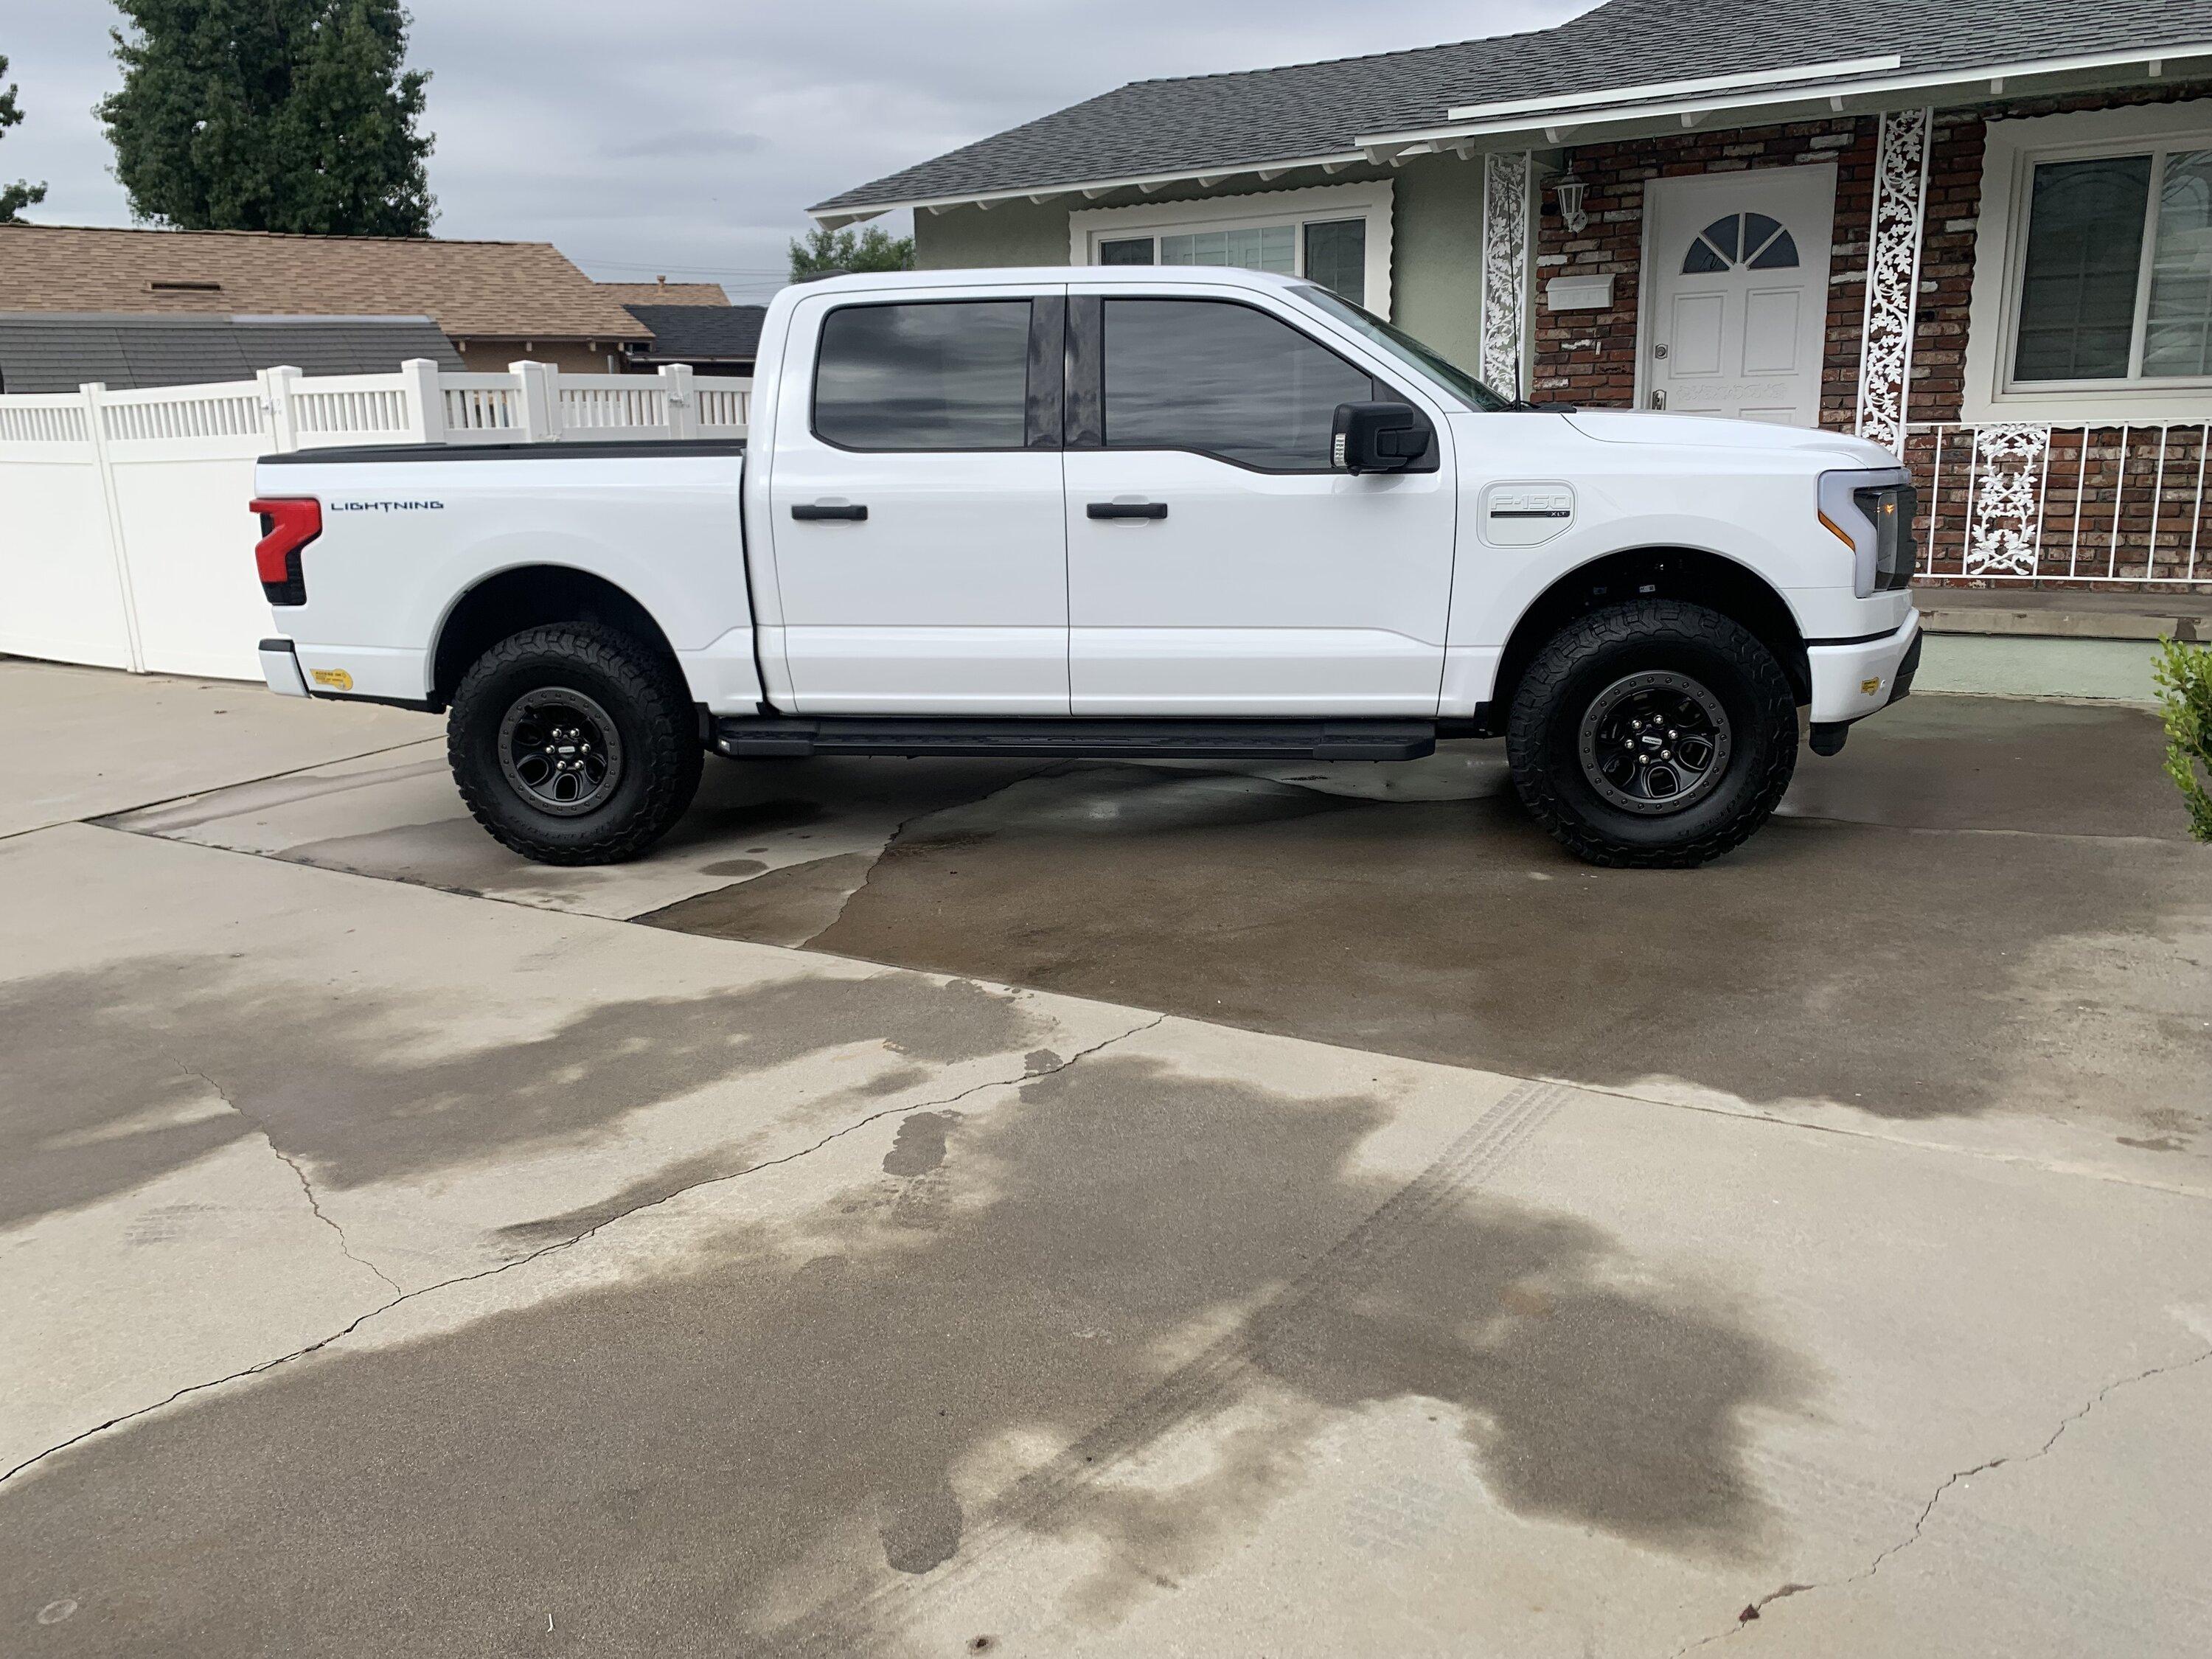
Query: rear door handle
[
  {"left": 1085, "top": 501, "right": 1167, "bottom": 520},
  {"left": 792, "top": 502, "right": 867, "bottom": 521}
]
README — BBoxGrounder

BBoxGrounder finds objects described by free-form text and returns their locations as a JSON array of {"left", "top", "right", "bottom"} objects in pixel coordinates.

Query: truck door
[
  {"left": 767, "top": 288, "right": 1068, "bottom": 714},
  {"left": 1061, "top": 291, "right": 1456, "bottom": 716}
]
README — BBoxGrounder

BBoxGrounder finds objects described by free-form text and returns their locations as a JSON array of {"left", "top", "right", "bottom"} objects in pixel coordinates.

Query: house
[
  {"left": 0, "top": 224, "right": 651, "bottom": 376},
  {"left": 813, "top": 0, "right": 2212, "bottom": 593},
  {"left": 615, "top": 304, "right": 766, "bottom": 376},
  {"left": 588, "top": 279, "right": 768, "bottom": 375}
]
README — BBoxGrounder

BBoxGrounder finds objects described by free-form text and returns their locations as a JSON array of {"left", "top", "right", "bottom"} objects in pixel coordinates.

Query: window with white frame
[
  {"left": 1069, "top": 182, "right": 1394, "bottom": 316},
  {"left": 2007, "top": 139, "right": 2212, "bottom": 388}
]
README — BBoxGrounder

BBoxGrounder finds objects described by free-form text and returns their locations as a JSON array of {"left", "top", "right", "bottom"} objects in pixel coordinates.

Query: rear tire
[
  {"left": 448, "top": 622, "right": 702, "bottom": 865},
  {"left": 1506, "top": 599, "right": 1797, "bottom": 869}
]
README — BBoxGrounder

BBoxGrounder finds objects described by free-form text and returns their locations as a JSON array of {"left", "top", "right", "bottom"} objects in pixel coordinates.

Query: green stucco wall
[{"left": 912, "top": 153, "right": 1489, "bottom": 375}]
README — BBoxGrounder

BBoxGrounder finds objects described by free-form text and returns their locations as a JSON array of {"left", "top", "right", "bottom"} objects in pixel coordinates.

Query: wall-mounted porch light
[{"left": 1551, "top": 171, "right": 1589, "bottom": 234}]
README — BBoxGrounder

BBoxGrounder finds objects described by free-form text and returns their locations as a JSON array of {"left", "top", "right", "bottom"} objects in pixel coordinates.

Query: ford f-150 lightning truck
[{"left": 251, "top": 265, "right": 1920, "bottom": 868}]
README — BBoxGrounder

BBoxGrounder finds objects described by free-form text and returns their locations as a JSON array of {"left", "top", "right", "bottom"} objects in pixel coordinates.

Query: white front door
[
  {"left": 1642, "top": 166, "right": 1837, "bottom": 425},
  {"left": 767, "top": 289, "right": 1069, "bottom": 714},
  {"left": 1062, "top": 291, "right": 1457, "bottom": 716}
]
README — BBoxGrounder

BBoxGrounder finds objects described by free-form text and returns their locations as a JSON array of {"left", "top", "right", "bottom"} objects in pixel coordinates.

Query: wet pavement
[
  {"left": 105, "top": 692, "right": 2212, "bottom": 1183},
  {"left": 7, "top": 661, "right": 2211, "bottom": 1658}
]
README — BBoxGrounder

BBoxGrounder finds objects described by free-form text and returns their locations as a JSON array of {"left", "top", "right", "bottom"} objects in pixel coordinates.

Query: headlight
[{"left": 1820, "top": 470, "right": 1919, "bottom": 597}]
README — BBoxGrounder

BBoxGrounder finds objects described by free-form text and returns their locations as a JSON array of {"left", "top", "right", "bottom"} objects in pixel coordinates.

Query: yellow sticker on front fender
[
  {"left": 1860, "top": 677, "right": 1882, "bottom": 696},
  {"left": 310, "top": 668, "right": 353, "bottom": 691}
]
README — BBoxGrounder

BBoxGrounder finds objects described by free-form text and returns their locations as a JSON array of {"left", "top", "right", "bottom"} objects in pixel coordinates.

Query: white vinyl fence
[{"left": 0, "top": 360, "right": 749, "bottom": 680}]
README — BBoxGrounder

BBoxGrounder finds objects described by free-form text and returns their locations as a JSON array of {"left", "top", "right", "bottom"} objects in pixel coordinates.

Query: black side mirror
[{"left": 1332, "top": 401, "right": 1428, "bottom": 474}]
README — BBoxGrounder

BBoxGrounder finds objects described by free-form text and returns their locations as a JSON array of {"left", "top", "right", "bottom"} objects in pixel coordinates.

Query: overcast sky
[{"left": 2, "top": 1, "right": 1588, "bottom": 299}]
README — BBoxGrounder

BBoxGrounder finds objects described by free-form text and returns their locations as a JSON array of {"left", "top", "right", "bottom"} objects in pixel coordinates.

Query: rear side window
[
  {"left": 814, "top": 300, "right": 1031, "bottom": 450},
  {"left": 1101, "top": 298, "right": 1377, "bottom": 470}
]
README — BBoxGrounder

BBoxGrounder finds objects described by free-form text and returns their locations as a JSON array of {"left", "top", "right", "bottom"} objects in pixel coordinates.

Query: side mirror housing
[{"left": 1332, "top": 401, "right": 1429, "bottom": 474}]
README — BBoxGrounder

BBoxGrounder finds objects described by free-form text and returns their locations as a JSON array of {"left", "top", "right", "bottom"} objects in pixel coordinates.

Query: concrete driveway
[{"left": 3, "top": 660, "right": 2208, "bottom": 1658}]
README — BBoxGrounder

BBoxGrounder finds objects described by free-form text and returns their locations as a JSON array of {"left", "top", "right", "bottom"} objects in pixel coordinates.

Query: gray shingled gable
[
  {"left": 815, "top": 0, "right": 2205, "bottom": 211},
  {"left": 0, "top": 313, "right": 462, "bottom": 394},
  {"left": 622, "top": 303, "right": 766, "bottom": 364}
]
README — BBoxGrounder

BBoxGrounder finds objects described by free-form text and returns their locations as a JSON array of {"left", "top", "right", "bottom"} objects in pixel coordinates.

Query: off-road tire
[
  {"left": 1506, "top": 599, "right": 1797, "bottom": 869},
  {"left": 448, "top": 622, "right": 702, "bottom": 865}
]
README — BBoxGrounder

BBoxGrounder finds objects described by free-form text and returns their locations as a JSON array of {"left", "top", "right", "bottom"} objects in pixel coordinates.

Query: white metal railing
[{"left": 1906, "top": 420, "right": 2211, "bottom": 585}]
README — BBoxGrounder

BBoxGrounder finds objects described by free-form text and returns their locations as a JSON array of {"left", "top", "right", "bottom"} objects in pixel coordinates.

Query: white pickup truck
[{"left": 252, "top": 265, "right": 1920, "bottom": 868}]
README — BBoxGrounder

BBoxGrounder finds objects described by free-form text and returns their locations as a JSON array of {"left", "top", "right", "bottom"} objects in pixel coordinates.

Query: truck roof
[{"left": 787, "top": 265, "right": 1312, "bottom": 298}]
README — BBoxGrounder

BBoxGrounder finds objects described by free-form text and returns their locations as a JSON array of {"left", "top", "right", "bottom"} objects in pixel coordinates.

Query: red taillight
[{"left": 250, "top": 496, "right": 321, "bottom": 605}]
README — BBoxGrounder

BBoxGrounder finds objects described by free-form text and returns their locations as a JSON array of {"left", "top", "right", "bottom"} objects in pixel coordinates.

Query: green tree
[
  {"left": 1, "top": 53, "right": 49, "bottom": 222},
  {"left": 97, "top": 0, "right": 434, "bottom": 236},
  {"left": 789, "top": 223, "right": 914, "bottom": 282}
]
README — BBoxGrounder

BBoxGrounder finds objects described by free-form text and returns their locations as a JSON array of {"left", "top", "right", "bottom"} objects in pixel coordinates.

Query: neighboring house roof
[
  {"left": 814, "top": 0, "right": 2210, "bottom": 214},
  {"left": 0, "top": 224, "right": 650, "bottom": 342},
  {"left": 622, "top": 304, "right": 765, "bottom": 364},
  {"left": 594, "top": 281, "right": 731, "bottom": 306},
  {"left": 0, "top": 313, "right": 463, "bottom": 394}
]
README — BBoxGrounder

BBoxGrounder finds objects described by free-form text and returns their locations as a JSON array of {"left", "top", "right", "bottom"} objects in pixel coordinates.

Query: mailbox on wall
[{"left": 1545, "top": 275, "right": 1615, "bottom": 312}]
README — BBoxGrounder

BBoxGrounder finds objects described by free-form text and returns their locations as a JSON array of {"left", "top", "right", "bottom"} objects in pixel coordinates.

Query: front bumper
[{"left": 1805, "top": 610, "right": 1921, "bottom": 724}]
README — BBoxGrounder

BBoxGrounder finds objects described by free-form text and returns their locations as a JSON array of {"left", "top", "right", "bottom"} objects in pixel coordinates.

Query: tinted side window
[
  {"left": 1102, "top": 299, "right": 1377, "bottom": 470},
  {"left": 814, "top": 301, "right": 1031, "bottom": 449}
]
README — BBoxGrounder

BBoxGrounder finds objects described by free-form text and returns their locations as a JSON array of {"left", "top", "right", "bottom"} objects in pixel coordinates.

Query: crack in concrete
[
  {"left": 170, "top": 1060, "right": 403, "bottom": 1299},
  {"left": 1554, "top": 1077, "right": 2212, "bottom": 1206},
  {"left": 1670, "top": 1345, "right": 2212, "bottom": 1655},
  {"left": 2, "top": 1009, "right": 1166, "bottom": 1492}
]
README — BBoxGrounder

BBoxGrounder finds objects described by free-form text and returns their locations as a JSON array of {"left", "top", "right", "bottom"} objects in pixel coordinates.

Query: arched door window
[{"left": 1682, "top": 212, "right": 1801, "bottom": 274}]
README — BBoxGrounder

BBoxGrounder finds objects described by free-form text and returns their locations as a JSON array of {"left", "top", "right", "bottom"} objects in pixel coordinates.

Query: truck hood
[{"left": 1565, "top": 410, "right": 1896, "bottom": 467}]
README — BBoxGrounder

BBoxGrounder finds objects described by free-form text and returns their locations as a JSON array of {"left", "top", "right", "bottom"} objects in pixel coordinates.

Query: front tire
[
  {"left": 1506, "top": 599, "right": 1797, "bottom": 869},
  {"left": 448, "top": 622, "right": 703, "bottom": 865}
]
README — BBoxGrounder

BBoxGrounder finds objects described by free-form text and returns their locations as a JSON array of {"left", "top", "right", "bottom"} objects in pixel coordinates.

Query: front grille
[{"left": 1855, "top": 482, "right": 1919, "bottom": 591}]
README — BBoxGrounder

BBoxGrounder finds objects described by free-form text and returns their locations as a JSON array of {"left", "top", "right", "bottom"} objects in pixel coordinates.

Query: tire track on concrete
[{"left": 777, "top": 1075, "right": 1576, "bottom": 1656}]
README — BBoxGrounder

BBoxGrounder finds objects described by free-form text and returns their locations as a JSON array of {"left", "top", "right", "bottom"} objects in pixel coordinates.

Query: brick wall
[
  {"left": 1533, "top": 83, "right": 2212, "bottom": 431},
  {"left": 1531, "top": 115, "right": 1876, "bottom": 428},
  {"left": 1910, "top": 79, "right": 2212, "bottom": 423}
]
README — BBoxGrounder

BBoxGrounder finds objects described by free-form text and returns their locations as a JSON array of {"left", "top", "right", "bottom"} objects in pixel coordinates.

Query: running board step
[{"left": 712, "top": 717, "right": 1436, "bottom": 762}]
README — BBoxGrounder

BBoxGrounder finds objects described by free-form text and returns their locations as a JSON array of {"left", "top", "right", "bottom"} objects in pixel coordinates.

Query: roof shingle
[
  {"left": 622, "top": 304, "right": 765, "bottom": 364},
  {"left": 0, "top": 313, "right": 463, "bottom": 394},
  {"left": 0, "top": 225, "right": 650, "bottom": 342},
  {"left": 815, "top": 0, "right": 2207, "bottom": 211},
  {"left": 594, "top": 281, "right": 732, "bottom": 307}
]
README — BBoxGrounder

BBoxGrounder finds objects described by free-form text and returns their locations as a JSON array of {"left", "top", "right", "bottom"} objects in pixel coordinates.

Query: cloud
[
  {"left": 0, "top": 0, "right": 1590, "bottom": 294},
  {"left": 606, "top": 129, "right": 771, "bottom": 161}
]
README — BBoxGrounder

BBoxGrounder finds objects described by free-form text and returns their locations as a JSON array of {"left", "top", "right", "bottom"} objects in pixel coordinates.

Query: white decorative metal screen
[
  {"left": 1481, "top": 151, "right": 1533, "bottom": 397},
  {"left": 1854, "top": 108, "right": 1933, "bottom": 455}
]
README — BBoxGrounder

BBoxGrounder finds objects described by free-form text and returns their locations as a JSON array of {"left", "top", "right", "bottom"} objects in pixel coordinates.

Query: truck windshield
[{"left": 1294, "top": 287, "right": 1512, "bottom": 412}]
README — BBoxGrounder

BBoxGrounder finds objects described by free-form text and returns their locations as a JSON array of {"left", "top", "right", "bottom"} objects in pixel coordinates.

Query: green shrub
[{"left": 2155, "top": 636, "right": 2212, "bottom": 842}]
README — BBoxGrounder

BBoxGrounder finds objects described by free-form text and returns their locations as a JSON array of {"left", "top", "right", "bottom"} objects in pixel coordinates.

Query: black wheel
[
  {"left": 448, "top": 622, "right": 703, "bottom": 865},
  {"left": 1506, "top": 599, "right": 1797, "bottom": 869}
]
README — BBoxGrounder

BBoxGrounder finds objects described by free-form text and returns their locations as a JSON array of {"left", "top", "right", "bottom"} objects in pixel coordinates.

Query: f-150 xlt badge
[{"left": 1480, "top": 482, "right": 1576, "bottom": 546}]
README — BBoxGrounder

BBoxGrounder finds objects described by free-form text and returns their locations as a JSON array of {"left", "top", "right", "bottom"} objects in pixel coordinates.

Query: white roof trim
[
  {"left": 1364, "top": 42, "right": 2212, "bottom": 153},
  {"left": 1443, "top": 55, "right": 1901, "bottom": 122},
  {"left": 811, "top": 152, "right": 1370, "bottom": 226}
]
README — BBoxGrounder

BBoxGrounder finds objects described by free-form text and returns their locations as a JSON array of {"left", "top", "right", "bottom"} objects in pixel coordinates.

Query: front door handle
[
  {"left": 1086, "top": 501, "right": 1167, "bottom": 520},
  {"left": 792, "top": 502, "right": 867, "bottom": 521}
]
